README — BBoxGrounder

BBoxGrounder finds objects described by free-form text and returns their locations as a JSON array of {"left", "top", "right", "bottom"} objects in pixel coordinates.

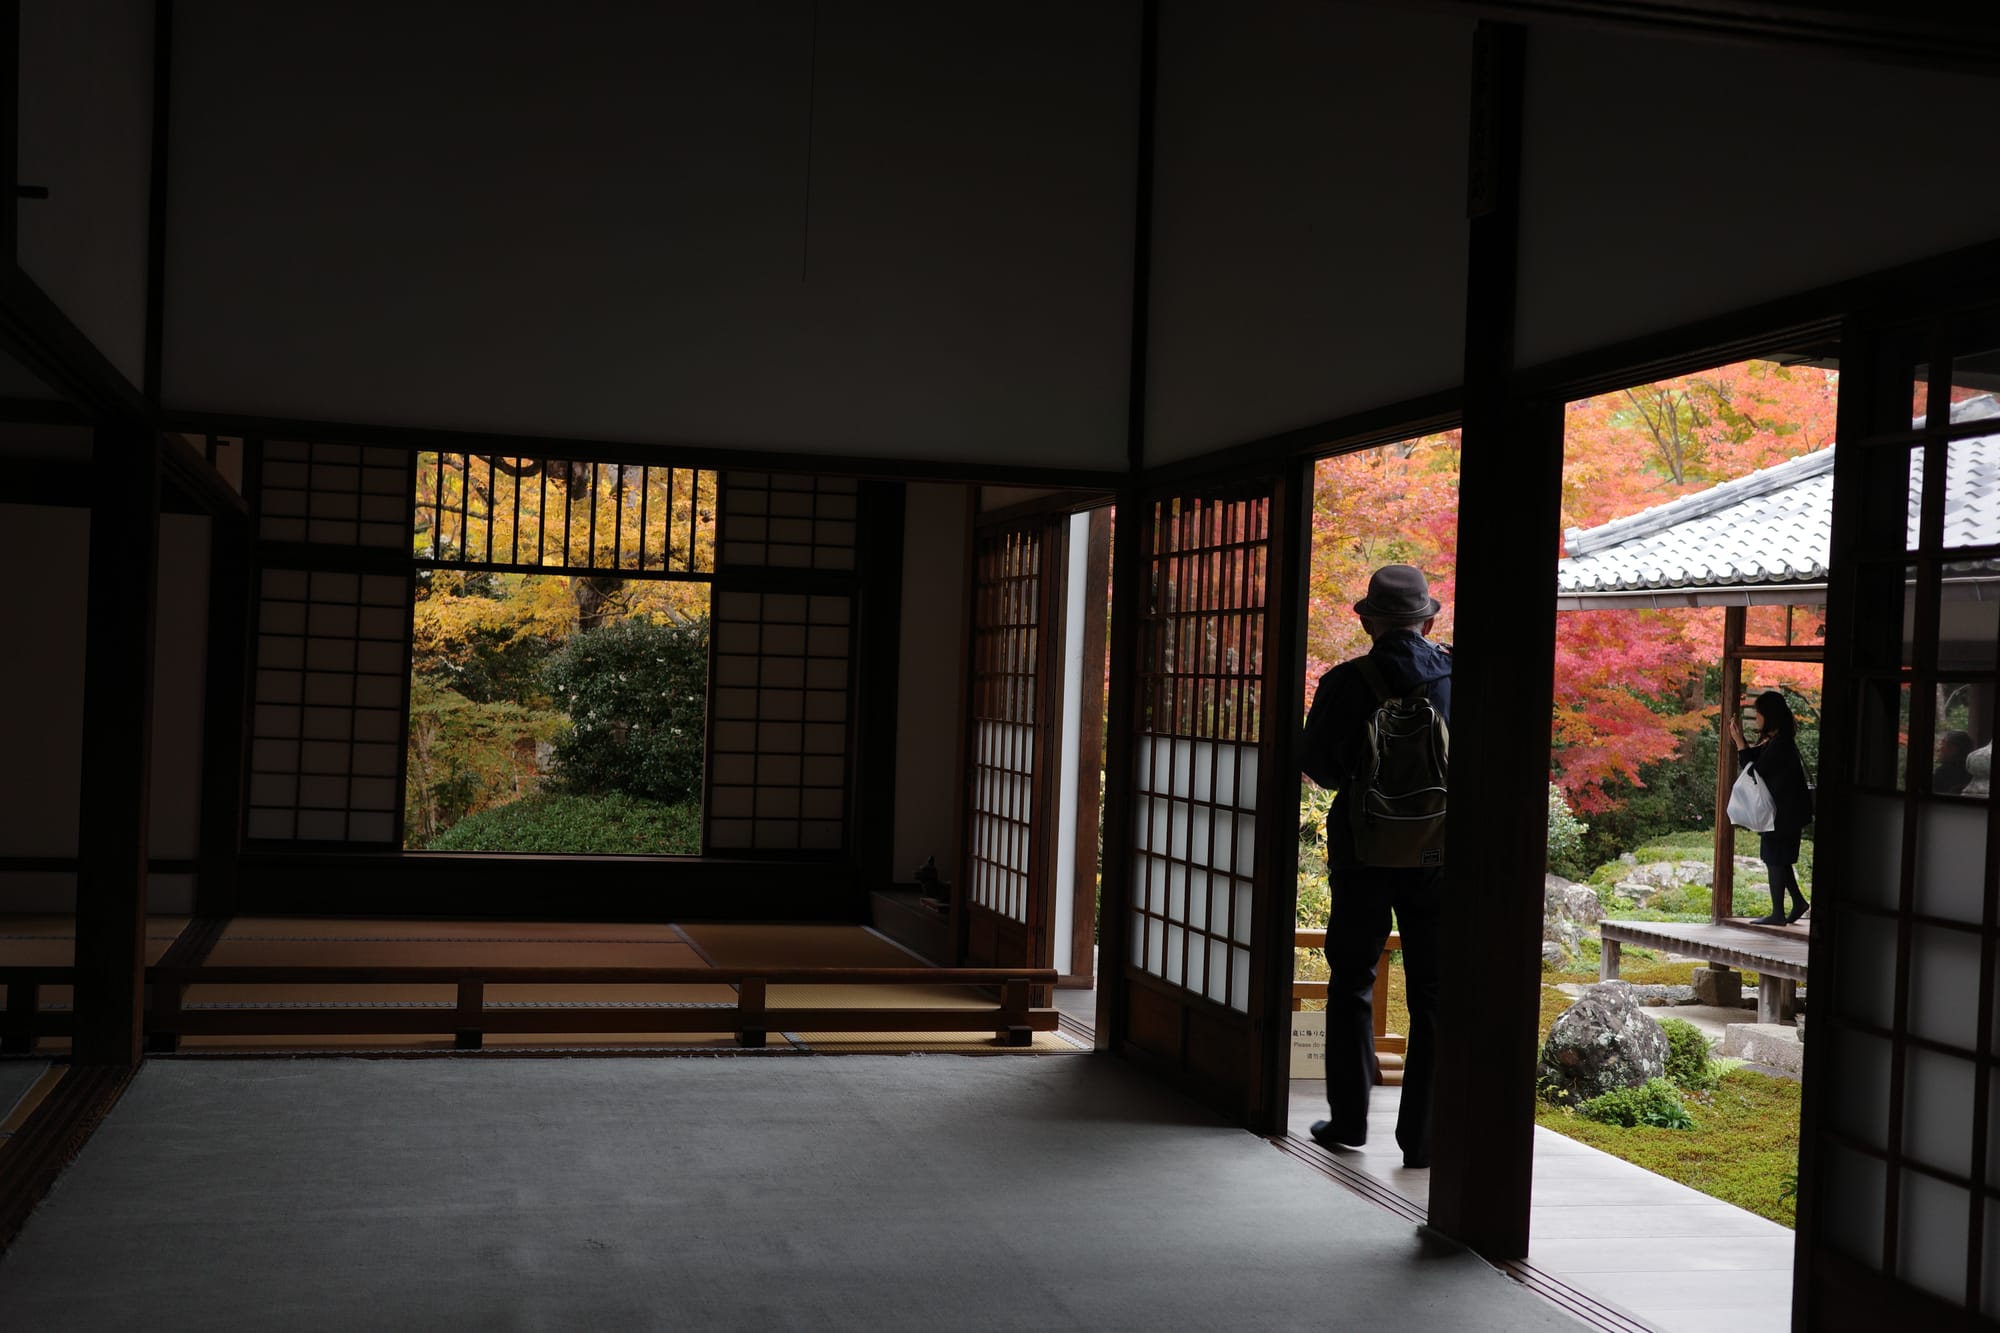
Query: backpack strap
[{"left": 1356, "top": 656, "right": 1426, "bottom": 705}]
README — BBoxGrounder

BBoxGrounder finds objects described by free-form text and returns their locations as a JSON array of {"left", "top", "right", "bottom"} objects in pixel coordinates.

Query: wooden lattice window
[
  {"left": 1129, "top": 494, "right": 1270, "bottom": 1013},
  {"left": 415, "top": 453, "right": 715, "bottom": 579},
  {"left": 967, "top": 527, "right": 1048, "bottom": 925}
]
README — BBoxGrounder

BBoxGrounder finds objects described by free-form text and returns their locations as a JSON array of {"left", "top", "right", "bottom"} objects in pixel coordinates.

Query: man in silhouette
[{"left": 1298, "top": 565, "right": 1452, "bottom": 1170}]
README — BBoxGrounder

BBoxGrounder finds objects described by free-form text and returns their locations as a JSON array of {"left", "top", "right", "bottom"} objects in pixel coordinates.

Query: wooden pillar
[
  {"left": 1428, "top": 21, "right": 1545, "bottom": 1262},
  {"left": 1713, "top": 606, "right": 1745, "bottom": 922},
  {"left": 1093, "top": 493, "right": 1141, "bottom": 1052},
  {"left": 194, "top": 513, "right": 251, "bottom": 916},
  {"left": 851, "top": 482, "right": 906, "bottom": 892},
  {"left": 72, "top": 428, "right": 160, "bottom": 1068}
]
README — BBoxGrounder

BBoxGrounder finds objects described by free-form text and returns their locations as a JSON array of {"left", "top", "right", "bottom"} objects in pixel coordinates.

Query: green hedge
[
  {"left": 544, "top": 618, "right": 709, "bottom": 803},
  {"left": 423, "top": 792, "right": 701, "bottom": 855}
]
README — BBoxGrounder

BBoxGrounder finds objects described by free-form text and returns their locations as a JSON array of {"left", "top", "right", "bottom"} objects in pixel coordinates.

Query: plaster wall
[{"left": 892, "top": 483, "right": 969, "bottom": 881}]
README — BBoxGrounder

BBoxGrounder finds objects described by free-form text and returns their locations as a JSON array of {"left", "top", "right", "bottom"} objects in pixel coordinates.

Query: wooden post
[
  {"left": 454, "top": 980, "right": 484, "bottom": 1049},
  {"left": 195, "top": 512, "right": 252, "bottom": 916},
  {"left": 2, "top": 980, "right": 37, "bottom": 1055},
  {"left": 73, "top": 429, "right": 161, "bottom": 1068},
  {"left": 1427, "top": 20, "right": 1542, "bottom": 1263},
  {"left": 1714, "top": 606, "right": 1746, "bottom": 921},
  {"left": 738, "top": 977, "right": 767, "bottom": 1048},
  {"left": 1000, "top": 977, "right": 1032, "bottom": 1047}
]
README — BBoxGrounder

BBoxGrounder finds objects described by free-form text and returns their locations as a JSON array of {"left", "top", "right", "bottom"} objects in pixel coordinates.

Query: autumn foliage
[{"left": 1308, "top": 360, "right": 1836, "bottom": 815}]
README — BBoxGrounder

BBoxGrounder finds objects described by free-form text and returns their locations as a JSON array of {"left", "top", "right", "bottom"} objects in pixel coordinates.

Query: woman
[{"left": 1725, "top": 690, "right": 1813, "bottom": 925}]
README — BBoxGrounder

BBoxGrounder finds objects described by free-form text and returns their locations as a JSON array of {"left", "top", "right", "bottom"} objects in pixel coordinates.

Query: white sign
[{"left": 1290, "top": 1009, "right": 1327, "bottom": 1080}]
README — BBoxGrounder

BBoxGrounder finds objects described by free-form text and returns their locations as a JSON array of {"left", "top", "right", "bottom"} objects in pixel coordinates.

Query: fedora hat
[{"left": 1353, "top": 564, "right": 1441, "bottom": 623}]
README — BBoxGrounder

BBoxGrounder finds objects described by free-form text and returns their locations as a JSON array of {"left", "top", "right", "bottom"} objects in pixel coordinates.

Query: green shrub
[
  {"left": 1547, "top": 783, "right": 1590, "bottom": 880},
  {"left": 1659, "top": 1017, "right": 1718, "bottom": 1091},
  {"left": 424, "top": 792, "right": 701, "bottom": 855},
  {"left": 1296, "top": 786, "right": 1334, "bottom": 930},
  {"left": 1578, "top": 1077, "right": 1696, "bottom": 1130},
  {"left": 543, "top": 617, "right": 709, "bottom": 803}
]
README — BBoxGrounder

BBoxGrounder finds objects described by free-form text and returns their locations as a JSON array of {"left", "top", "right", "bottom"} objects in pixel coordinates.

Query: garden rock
[
  {"left": 1537, "top": 980, "right": 1670, "bottom": 1107},
  {"left": 1542, "top": 875, "right": 1604, "bottom": 971}
]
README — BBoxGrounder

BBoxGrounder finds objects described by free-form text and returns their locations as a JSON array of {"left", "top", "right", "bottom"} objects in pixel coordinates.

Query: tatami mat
[
  {"left": 0, "top": 918, "right": 1075, "bottom": 1058},
  {"left": 221, "top": 918, "right": 691, "bottom": 943},
  {"left": 678, "top": 922, "right": 920, "bottom": 968}
]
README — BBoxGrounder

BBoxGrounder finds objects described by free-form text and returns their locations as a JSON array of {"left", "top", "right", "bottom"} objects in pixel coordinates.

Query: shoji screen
[
  {"left": 1807, "top": 308, "right": 2000, "bottom": 1324},
  {"left": 1129, "top": 495, "right": 1267, "bottom": 1013},
  {"left": 1113, "top": 478, "right": 1296, "bottom": 1122},
  {"left": 705, "top": 473, "right": 861, "bottom": 853},
  {"left": 245, "top": 441, "right": 413, "bottom": 845},
  {"left": 962, "top": 520, "right": 1059, "bottom": 968}
]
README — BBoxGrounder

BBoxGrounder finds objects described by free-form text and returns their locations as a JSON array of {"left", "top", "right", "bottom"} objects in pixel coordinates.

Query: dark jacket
[
  {"left": 1300, "top": 629, "right": 1453, "bottom": 867},
  {"left": 1739, "top": 732, "right": 1812, "bottom": 835}
]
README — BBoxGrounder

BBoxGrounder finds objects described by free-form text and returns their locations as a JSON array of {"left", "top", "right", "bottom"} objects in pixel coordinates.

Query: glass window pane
[
  {"left": 1835, "top": 916, "right": 1897, "bottom": 1028},
  {"left": 1903, "top": 1049, "right": 1976, "bottom": 1177},
  {"left": 1850, "top": 793, "right": 1906, "bottom": 913},
  {"left": 1913, "top": 805, "right": 1988, "bottom": 923},
  {"left": 1897, "top": 1171, "right": 1971, "bottom": 1305},
  {"left": 1909, "top": 925, "right": 1982, "bottom": 1051},
  {"left": 1832, "top": 1028, "right": 1893, "bottom": 1150},
  {"left": 1855, "top": 681, "right": 1912, "bottom": 791},
  {"left": 1982, "top": 1199, "right": 2000, "bottom": 1321},
  {"left": 1822, "top": 1142, "right": 1887, "bottom": 1267},
  {"left": 1851, "top": 563, "right": 1916, "bottom": 671},
  {"left": 1943, "top": 429, "right": 2000, "bottom": 552},
  {"left": 1946, "top": 333, "right": 2000, "bottom": 417}
]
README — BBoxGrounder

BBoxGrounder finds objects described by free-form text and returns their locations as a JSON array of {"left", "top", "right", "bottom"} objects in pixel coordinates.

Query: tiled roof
[{"left": 1556, "top": 396, "right": 2000, "bottom": 606}]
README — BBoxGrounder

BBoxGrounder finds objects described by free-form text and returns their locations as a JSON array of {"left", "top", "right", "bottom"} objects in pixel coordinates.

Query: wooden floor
[
  {"left": 1287, "top": 1081, "right": 1794, "bottom": 1333},
  {"left": 0, "top": 916, "right": 1090, "bottom": 1056}
]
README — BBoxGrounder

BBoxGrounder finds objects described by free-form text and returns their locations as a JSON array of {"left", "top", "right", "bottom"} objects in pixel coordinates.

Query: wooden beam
[
  {"left": 1714, "top": 605, "right": 1745, "bottom": 921},
  {"left": 1390, "top": 0, "right": 2000, "bottom": 73},
  {"left": 850, "top": 481, "right": 905, "bottom": 888},
  {"left": 1253, "top": 460, "right": 1313, "bottom": 1135},
  {"left": 1428, "top": 21, "right": 1542, "bottom": 1262},
  {"left": 72, "top": 427, "right": 160, "bottom": 1067}
]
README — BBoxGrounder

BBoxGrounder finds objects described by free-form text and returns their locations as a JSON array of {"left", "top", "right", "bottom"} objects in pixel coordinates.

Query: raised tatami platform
[{"left": 0, "top": 917, "right": 1085, "bottom": 1055}]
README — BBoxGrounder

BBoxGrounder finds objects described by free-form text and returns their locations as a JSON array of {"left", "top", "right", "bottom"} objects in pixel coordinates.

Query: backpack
[{"left": 1347, "top": 658, "right": 1450, "bottom": 868}]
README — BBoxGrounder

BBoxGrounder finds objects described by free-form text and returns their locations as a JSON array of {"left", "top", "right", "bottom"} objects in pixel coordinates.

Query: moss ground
[{"left": 1299, "top": 948, "right": 1800, "bottom": 1227}]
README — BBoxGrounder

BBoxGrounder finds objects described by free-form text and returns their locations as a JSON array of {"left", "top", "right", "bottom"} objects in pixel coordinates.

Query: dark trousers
[{"left": 1323, "top": 863, "right": 1444, "bottom": 1161}]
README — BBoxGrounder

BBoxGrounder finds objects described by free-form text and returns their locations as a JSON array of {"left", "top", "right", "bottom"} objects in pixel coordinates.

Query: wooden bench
[
  {"left": 0, "top": 964, "right": 1062, "bottom": 1051},
  {"left": 1598, "top": 919, "right": 1807, "bottom": 1025},
  {"left": 1293, "top": 930, "right": 1404, "bottom": 1084}
]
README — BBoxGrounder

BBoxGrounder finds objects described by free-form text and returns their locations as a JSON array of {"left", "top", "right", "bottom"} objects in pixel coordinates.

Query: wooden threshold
[{"left": 0, "top": 1065, "right": 133, "bottom": 1253}]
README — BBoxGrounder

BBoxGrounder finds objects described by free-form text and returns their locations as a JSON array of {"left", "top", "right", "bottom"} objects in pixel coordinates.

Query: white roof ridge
[{"left": 1564, "top": 446, "right": 1835, "bottom": 557}]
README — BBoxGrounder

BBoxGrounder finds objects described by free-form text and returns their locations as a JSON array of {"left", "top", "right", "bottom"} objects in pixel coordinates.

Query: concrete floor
[
  {"left": 0, "top": 1055, "right": 1581, "bottom": 1332},
  {"left": 1287, "top": 1079, "right": 1795, "bottom": 1333}
]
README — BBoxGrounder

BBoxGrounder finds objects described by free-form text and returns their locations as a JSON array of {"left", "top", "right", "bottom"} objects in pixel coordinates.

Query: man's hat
[{"left": 1353, "top": 564, "right": 1442, "bottom": 623}]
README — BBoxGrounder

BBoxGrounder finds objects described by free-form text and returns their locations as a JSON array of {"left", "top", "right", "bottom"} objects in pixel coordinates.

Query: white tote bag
[{"left": 1727, "top": 764, "right": 1776, "bottom": 832}]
